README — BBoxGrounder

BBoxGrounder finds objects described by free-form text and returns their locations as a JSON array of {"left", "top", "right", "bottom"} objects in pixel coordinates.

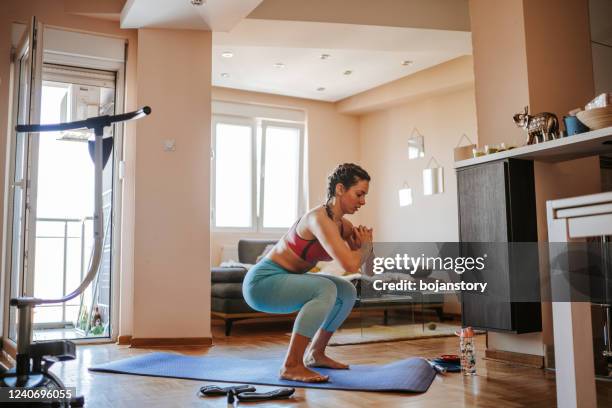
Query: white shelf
[{"left": 454, "top": 126, "right": 612, "bottom": 169}]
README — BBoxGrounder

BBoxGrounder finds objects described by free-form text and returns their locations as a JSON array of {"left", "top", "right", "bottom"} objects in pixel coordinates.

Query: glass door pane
[
  {"left": 6, "top": 17, "right": 43, "bottom": 342},
  {"left": 31, "top": 68, "right": 116, "bottom": 340}
]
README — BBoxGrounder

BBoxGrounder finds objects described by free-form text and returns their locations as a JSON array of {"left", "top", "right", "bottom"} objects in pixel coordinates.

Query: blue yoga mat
[{"left": 90, "top": 352, "right": 436, "bottom": 393}]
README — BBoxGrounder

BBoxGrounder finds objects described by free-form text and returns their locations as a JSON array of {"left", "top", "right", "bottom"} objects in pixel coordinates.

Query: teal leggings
[{"left": 242, "top": 258, "right": 357, "bottom": 338}]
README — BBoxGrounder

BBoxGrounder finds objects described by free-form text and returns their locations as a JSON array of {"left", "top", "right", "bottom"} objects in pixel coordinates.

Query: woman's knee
[
  {"left": 335, "top": 278, "right": 357, "bottom": 303},
  {"left": 316, "top": 279, "right": 338, "bottom": 306}
]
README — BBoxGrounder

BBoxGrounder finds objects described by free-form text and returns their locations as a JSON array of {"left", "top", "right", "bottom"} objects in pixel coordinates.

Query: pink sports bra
[{"left": 285, "top": 218, "right": 344, "bottom": 264}]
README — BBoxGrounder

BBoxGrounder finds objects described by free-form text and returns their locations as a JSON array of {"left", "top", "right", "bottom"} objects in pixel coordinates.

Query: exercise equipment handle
[
  {"left": 15, "top": 106, "right": 151, "bottom": 134},
  {"left": 11, "top": 106, "right": 151, "bottom": 309}
]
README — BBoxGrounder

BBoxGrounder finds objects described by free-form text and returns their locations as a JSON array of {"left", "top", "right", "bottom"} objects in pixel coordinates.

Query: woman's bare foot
[
  {"left": 280, "top": 364, "right": 329, "bottom": 383},
  {"left": 304, "top": 351, "right": 349, "bottom": 369}
]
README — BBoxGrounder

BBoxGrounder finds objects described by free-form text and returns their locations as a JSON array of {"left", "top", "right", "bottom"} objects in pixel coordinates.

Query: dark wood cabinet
[{"left": 457, "top": 159, "right": 541, "bottom": 333}]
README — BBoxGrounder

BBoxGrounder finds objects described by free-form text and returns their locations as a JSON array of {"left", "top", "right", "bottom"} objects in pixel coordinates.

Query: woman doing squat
[{"left": 242, "top": 163, "right": 373, "bottom": 383}]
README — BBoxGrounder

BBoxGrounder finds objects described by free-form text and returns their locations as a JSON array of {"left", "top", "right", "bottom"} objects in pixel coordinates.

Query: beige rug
[{"left": 327, "top": 322, "right": 466, "bottom": 346}]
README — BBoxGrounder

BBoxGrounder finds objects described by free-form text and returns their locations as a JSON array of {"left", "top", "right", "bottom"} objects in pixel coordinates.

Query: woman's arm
[
  {"left": 341, "top": 218, "right": 354, "bottom": 240},
  {"left": 309, "top": 211, "right": 372, "bottom": 273},
  {"left": 341, "top": 218, "right": 362, "bottom": 251}
]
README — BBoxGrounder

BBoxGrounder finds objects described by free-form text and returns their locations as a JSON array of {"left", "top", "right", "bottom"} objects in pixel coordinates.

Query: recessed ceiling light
[
  {"left": 402, "top": 60, "right": 414, "bottom": 66},
  {"left": 320, "top": 54, "right": 331, "bottom": 60},
  {"left": 316, "top": 87, "right": 325, "bottom": 91},
  {"left": 221, "top": 51, "right": 233, "bottom": 58},
  {"left": 273, "top": 62, "right": 285, "bottom": 69},
  {"left": 220, "top": 73, "right": 230, "bottom": 78},
  {"left": 343, "top": 70, "right": 353, "bottom": 76}
]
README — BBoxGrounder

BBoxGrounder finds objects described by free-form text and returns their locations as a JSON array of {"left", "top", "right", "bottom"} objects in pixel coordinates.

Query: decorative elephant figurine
[{"left": 513, "top": 106, "right": 560, "bottom": 145}]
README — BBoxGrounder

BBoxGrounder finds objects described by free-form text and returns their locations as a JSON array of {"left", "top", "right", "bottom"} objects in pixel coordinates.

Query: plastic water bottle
[{"left": 460, "top": 327, "right": 476, "bottom": 375}]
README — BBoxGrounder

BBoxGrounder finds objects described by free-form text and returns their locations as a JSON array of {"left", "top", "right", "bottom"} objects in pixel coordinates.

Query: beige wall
[
  {"left": 0, "top": 0, "right": 138, "bottom": 339},
  {"left": 357, "top": 86, "right": 476, "bottom": 242},
  {"left": 523, "top": 0, "right": 594, "bottom": 118},
  {"left": 210, "top": 87, "right": 359, "bottom": 265},
  {"left": 470, "top": 0, "right": 596, "bottom": 147},
  {"left": 132, "top": 29, "right": 212, "bottom": 340},
  {"left": 248, "top": 0, "right": 471, "bottom": 32},
  {"left": 469, "top": 0, "right": 529, "bottom": 147}
]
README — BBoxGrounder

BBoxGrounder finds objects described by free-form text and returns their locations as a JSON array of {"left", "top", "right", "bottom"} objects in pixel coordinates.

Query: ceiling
[
  {"left": 120, "top": 0, "right": 472, "bottom": 102},
  {"left": 121, "top": 0, "right": 264, "bottom": 31},
  {"left": 212, "top": 19, "right": 472, "bottom": 102}
]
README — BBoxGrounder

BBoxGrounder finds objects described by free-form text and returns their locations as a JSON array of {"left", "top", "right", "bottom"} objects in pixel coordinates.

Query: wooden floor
[{"left": 47, "top": 317, "right": 612, "bottom": 408}]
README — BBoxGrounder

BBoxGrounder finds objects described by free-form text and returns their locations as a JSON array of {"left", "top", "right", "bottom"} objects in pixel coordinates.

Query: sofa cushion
[
  {"left": 211, "top": 267, "right": 248, "bottom": 283},
  {"left": 238, "top": 239, "right": 277, "bottom": 264},
  {"left": 211, "top": 283, "right": 244, "bottom": 299},
  {"left": 212, "top": 297, "right": 256, "bottom": 314}
]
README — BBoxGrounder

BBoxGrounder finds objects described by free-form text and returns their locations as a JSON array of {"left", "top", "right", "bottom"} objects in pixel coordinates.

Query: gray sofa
[
  {"left": 211, "top": 239, "right": 445, "bottom": 335},
  {"left": 211, "top": 239, "right": 276, "bottom": 335}
]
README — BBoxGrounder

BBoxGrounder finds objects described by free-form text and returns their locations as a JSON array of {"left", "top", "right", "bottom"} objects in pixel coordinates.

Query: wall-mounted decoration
[
  {"left": 423, "top": 157, "right": 444, "bottom": 195},
  {"left": 398, "top": 182, "right": 413, "bottom": 207},
  {"left": 407, "top": 127, "right": 425, "bottom": 160},
  {"left": 453, "top": 133, "right": 476, "bottom": 161}
]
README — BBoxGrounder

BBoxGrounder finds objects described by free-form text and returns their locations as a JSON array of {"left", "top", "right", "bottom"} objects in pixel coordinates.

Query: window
[
  {"left": 212, "top": 116, "right": 304, "bottom": 231},
  {"left": 213, "top": 120, "right": 254, "bottom": 228}
]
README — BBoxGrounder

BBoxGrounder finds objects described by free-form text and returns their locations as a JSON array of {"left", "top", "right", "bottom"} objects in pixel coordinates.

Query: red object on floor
[{"left": 440, "top": 354, "right": 460, "bottom": 363}]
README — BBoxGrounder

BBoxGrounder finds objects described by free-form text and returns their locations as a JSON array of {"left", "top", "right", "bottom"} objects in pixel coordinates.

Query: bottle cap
[{"left": 460, "top": 327, "right": 474, "bottom": 337}]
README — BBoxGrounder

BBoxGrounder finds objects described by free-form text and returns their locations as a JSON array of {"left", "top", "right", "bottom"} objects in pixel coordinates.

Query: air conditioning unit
[{"left": 59, "top": 84, "right": 113, "bottom": 141}]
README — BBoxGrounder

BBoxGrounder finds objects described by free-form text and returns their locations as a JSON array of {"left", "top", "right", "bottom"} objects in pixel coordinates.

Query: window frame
[
  {"left": 211, "top": 115, "right": 305, "bottom": 233},
  {"left": 258, "top": 120, "right": 305, "bottom": 233}
]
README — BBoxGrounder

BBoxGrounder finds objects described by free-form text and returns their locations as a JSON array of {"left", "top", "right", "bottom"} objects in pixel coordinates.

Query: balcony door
[
  {"left": 4, "top": 17, "right": 43, "bottom": 344},
  {"left": 3, "top": 20, "right": 125, "bottom": 345},
  {"left": 31, "top": 65, "right": 117, "bottom": 340}
]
